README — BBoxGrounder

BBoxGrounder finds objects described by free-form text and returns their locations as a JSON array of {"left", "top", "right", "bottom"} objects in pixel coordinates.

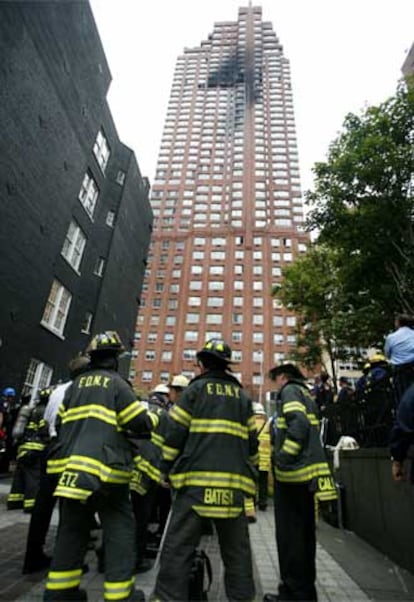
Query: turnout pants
[
  {"left": 153, "top": 491, "right": 255, "bottom": 602},
  {"left": 7, "top": 453, "right": 42, "bottom": 512},
  {"left": 23, "top": 453, "right": 58, "bottom": 568},
  {"left": 274, "top": 480, "right": 317, "bottom": 601},
  {"left": 45, "top": 484, "right": 135, "bottom": 601}
]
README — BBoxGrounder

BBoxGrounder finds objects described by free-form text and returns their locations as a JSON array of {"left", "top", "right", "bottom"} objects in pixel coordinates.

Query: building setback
[
  {"left": 132, "top": 4, "right": 309, "bottom": 400},
  {"left": 0, "top": 1, "right": 152, "bottom": 396}
]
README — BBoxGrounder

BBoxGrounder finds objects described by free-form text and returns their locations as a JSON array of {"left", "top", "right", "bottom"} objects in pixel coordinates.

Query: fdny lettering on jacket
[
  {"left": 204, "top": 488, "right": 234, "bottom": 505},
  {"left": 78, "top": 375, "right": 111, "bottom": 389},
  {"left": 206, "top": 383, "right": 240, "bottom": 398}
]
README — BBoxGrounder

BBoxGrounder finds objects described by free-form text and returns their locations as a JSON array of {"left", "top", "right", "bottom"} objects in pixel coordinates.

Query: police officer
[
  {"left": 43, "top": 331, "right": 157, "bottom": 602},
  {"left": 152, "top": 338, "right": 258, "bottom": 602},
  {"left": 264, "top": 364, "right": 337, "bottom": 602}
]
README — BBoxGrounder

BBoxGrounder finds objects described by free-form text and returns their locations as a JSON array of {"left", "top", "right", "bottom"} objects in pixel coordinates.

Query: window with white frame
[
  {"left": 145, "top": 350, "right": 156, "bottom": 361},
  {"left": 106, "top": 210, "right": 116, "bottom": 227},
  {"left": 78, "top": 171, "right": 99, "bottom": 218},
  {"left": 81, "top": 311, "right": 93, "bottom": 334},
  {"left": 61, "top": 220, "right": 86, "bottom": 272},
  {"left": 93, "top": 129, "right": 111, "bottom": 173},
  {"left": 22, "top": 359, "right": 53, "bottom": 400},
  {"left": 41, "top": 280, "right": 72, "bottom": 337},
  {"left": 162, "top": 351, "right": 172, "bottom": 362},
  {"left": 94, "top": 257, "right": 105, "bottom": 277},
  {"left": 142, "top": 371, "right": 153, "bottom": 382}
]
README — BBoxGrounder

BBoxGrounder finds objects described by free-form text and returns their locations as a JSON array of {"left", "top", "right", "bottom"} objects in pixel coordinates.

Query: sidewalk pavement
[{"left": 1, "top": 476, "right": 414, "bottom": 601}]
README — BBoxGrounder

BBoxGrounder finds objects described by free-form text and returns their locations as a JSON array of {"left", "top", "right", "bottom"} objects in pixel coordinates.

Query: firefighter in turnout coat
[
  {"left": 264, "top": 364, "right": 337, "bottom": 602},
  {"left": 152, "top": 339, "right": 258, "bottom": 602},
  {"left": 7, "top": 388, "right": 50, "bottom": 512},
  {"left": 43, "top": 332, "right": 158, "bottom": 602}
]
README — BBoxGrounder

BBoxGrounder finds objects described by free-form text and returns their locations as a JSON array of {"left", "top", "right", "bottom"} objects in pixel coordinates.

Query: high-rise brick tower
[{"left": 131, "top": 4, "right": 309, "bottom": 400}]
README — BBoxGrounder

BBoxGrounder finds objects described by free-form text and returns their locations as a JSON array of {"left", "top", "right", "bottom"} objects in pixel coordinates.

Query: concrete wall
[{"left": 337, "top": 448, "right": 414, "bottom": 574}]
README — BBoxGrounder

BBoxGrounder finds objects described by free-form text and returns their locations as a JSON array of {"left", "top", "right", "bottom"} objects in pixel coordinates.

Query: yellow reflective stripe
[
  {"left": 307, "top": 413, "right": 320, "bottom": 426},
  {"left": 192, "top": 504, "right": 243, "bottom": 518},
  {"left": 163, "top": 444, "right": 180, "bottom": 461},
  {"left": 48, "top": 455, "right": 130, "bottom": 483},
  {"left": 134, "top": 458, "right": 161, "bottom": 482},
  {"left": 117, "top": 401, "right": 146, "bottom": 426},
  {"left": 170, "top": 405, "right": 192, "bottom": 428},
  {"left": 244, "top": 497, "right": 255, "bottom": 512},
  {"left": 276, "top": 417, "right": 287, "bottom": 428},
  {"left": 281, "top": 438, "right": 301, "bottom": 455},
  {"left": 62, "top": 404, "right": 117, "bottom": 427},
  {"left": 189, "top": 419, "right": 248, "bottom": 440},
  {"left": 151, "top": 432, "right": 165, "bottom": 447},
  {"left": 275, "top": 462, "right": 332, "bottom": 483},
  {"left": 283, "top": 401, "right": 306, "bottom": 414},
  {"left": 249, "top": 452, "right": 259, "bottom": 464},
  {"left": 19, "top": 442, "right": 45, "bottom": 451},
  {"left": 46, "top": 569, "right": 82, "bottom": 590},
  {"left": 247, "top": 416, "right": 257, "bottom": 432},
  {"left": 148, "top": 411, "right": 159, "bottom": 429},
  {"left": 169, "top": 471, "right": 256, "bottom": 495},
  {"left": 23, "top": 498, "right": 35, "bottom": 508},
  {"left": 58, "top": 404, "right": 65, "bottom": 417},
  {"left": 104, "top": 578, "right": 134, "bottom": 601},
  {"left": 54, "top": 485, "right": 92, "bottom": 500},
  {"left": 316, "top": 489, "right": 338, "bottom": 501},
  {"left": 7, "top": 493, "right": 24, "bottom": 500}
]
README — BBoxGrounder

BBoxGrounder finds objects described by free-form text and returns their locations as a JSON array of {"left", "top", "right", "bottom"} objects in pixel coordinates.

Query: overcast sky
[{"left": 89, "top": 0, "right": 414, "bottom": 193}]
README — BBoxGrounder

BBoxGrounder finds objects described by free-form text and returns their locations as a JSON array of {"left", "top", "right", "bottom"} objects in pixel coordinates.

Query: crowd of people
[{"left": 2, "top": 313, "right": 414, "bottom": 601}]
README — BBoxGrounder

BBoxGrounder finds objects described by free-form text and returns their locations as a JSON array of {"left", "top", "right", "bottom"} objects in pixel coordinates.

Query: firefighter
[
  {"left": 151, "top": 338, "right": 258, "bottom": 602},
  {"left": 252, "top": 402, "right": 271, "bottom": 511},
  {"left": 129, "top": 375, "right": 190, "bottom": 573},
  {"left": 43, "top": 331, "right": 158, "bottom": 602},
  {"left": 264, "top": 364, "right": 337, "bottom": 602},
  {"left": 7, "top": 388, "right": 50, "bottom": 513},
  {"left": 23, "top": 355, "right": 91, "bottom": 574}
]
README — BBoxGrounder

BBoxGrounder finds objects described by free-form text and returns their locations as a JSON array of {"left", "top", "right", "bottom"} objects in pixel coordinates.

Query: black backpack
[{"left": 188, "top": 549, "right": 212, "bottom": 601}]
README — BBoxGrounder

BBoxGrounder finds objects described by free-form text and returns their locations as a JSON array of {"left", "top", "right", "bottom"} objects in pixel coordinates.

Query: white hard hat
[
  {"left": 252, "top": 402, "right": 266, "bottom": 415},
  {"left": 152, "top": 383, "right": 170, "bottom": 395},
  {"left": 169, "top": 375, "right": 190, "bottom": 388}
]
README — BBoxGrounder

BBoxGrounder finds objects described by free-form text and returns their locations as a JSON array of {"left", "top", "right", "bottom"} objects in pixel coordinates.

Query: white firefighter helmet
[
  {"left": 152, "top": 383, "right": 170, "bottom": 395},
  {"left": 169, "top": 375, "right": 190, "bottom": 389},
  {"left": 252, "top": 402, "right": 266, "bottom": 415}
]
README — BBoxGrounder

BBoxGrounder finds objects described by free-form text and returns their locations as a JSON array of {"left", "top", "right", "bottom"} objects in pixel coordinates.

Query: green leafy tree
[
  {"left": 306, "top": 82, "right": 414, "bottom": 338},
  {"left": 272, "top": 244, "right": 366, "bottom": 382}
]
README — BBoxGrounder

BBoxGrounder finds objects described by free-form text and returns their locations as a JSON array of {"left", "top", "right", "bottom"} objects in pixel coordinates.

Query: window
[
  {"left": 93, "top": 128, "right": 111, "bottom": 173},
  {"left": 41, "top": 279, "right": 72, "bottom": 336},
  {"left": 78, "top": 171, "right": 99, "bottom": 218},
  {"left": 94, "top": 257, "right": 105, "bottom": 277},
  {"left": 106, "top": 211, "right": 116, "bottom": 227},
  {"left": 183, "top": 349, "right": 197, "bottom": 361},
  {"left": 162, "top": 351, "right": 172, "bottom": 362},
  {"left": 116, "top": 170, "right": 126, "bottom": 186},
  {"left": 165, "top": 316, "right": 176, "bottom": 326},
  {"left": 61, "top": 221, "right": 86, "bottom": 272},
  {"left": 142, "top": 371, "right": 153, "bottom": 382},
  {"left": 145, "top": 350, "right": 156, "bottom": 361},
  {"left": 185, "top": 331, "right": 198, "bottom": 341},
  {"left": 22, "top": 359, "right": 53, "bottom": 400},
  {"left": 81, "top": 311, "right": 93, "bottom": 334},
  {"left": 232, "top": 332, "right": 242, "bottom": 343}
]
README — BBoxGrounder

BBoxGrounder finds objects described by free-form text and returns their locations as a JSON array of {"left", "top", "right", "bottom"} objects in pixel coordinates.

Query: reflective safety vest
[
  {"left": 161, "top": 370, "right": 259, "bottom": 518},
  {"left": 255, "top": 415, "right": 271, "bottom": 472},
  {"left": 272, "top": 379, "right": 337, "bottom": 502},
  {"left": 47, "top": 368, "right": 156, "bottom": 501}
]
